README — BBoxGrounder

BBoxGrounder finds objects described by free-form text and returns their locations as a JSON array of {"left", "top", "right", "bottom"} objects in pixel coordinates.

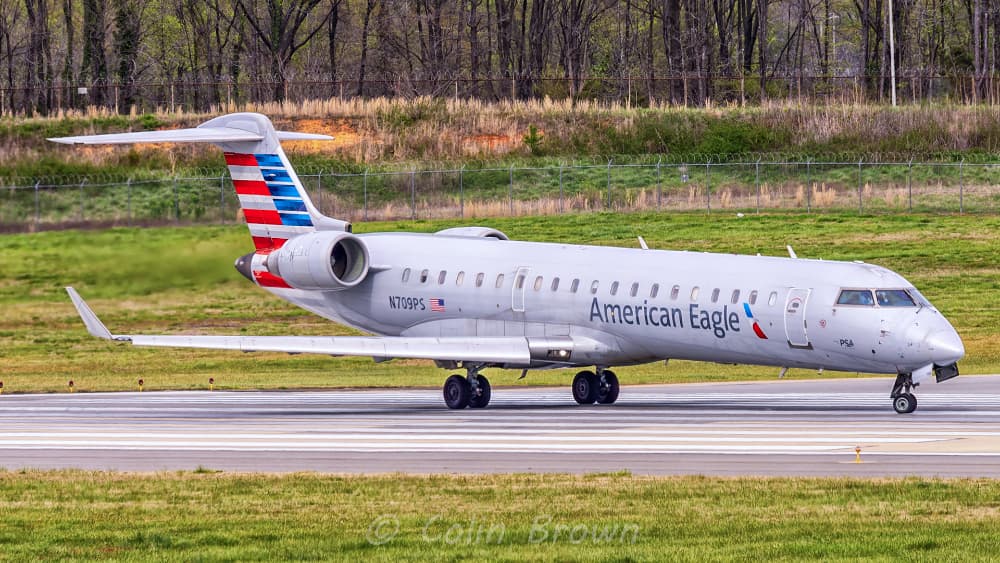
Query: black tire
[
  {"left": 572, "top": 371, "right": 599, "bottom": 405},
  {"left": 893, "top": 393, "right": 917, "bottom": 414},
  {"left": 468, "top": 375, "right": 492, "bottom": 409},
  {"left": 596, "top": 370, "right": 620, "bottom": 404},
  {"left": 443, "top": 375, "right": 471, "bottom": 409}
]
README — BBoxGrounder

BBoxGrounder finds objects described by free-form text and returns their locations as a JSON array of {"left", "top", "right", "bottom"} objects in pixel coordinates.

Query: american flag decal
[{"left": 429, "top": 298, "right": 446, "bottom": 312}]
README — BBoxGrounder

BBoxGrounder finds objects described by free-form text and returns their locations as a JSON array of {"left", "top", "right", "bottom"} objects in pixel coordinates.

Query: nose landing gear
[{"left": 890, "top": 372, "right": 918, "bottom": 414}]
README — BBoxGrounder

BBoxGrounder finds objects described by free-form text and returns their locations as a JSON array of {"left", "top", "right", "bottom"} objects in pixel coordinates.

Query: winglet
[{"left": 65, "top": 287, "right": 115, "bottom": 340}]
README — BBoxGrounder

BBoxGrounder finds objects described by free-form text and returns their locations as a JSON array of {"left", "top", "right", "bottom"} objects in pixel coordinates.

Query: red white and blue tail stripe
[{"left": 225, "top": 152, "right": 315, "bottom": 252}]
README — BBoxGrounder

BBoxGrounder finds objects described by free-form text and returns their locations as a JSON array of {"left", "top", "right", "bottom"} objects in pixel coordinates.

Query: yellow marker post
[
  {"left": 68, "top": 380, "right": 75, "bottom": 393},
  {"left": 138, "top": 379, "right": 144, "bottom": 392},
  {"left": 855, "top": 446, "right": 862, "bottom": 463},
  {"left": 0, "top": 381, "right": 4, "bottom": 395},
  {"left": 209, "top": 377, "right": 215, "bottom": 391}
]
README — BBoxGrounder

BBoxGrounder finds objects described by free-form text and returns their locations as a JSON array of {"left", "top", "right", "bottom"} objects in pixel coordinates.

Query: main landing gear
[
  {"left": 572, "top": 369, "right": 620, "bottom": 405},
  {"left": 890, "top": 372, "right": 918, "bottom": 414},
  {"left": 443, "top": 365, "right": 491, "bottom": 410}
]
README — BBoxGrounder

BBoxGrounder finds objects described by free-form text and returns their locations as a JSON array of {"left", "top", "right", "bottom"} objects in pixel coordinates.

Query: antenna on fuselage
[
  {"left": 786, "top": 245, "right": 798, "bottom": 259},
  {"left": 637, "top": 236, "right": 649, "bottom": 250}
]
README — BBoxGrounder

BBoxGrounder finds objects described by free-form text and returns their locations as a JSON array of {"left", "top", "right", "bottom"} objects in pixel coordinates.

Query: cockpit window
[
  {"left": 876, "top": 289, "right": 917, "bottom": 307},
  {"left": 836, "top": 289, "right": 875, "bottom": 306}
]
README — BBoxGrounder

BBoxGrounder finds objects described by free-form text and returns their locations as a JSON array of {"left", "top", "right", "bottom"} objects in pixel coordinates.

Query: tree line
[{"left": 2, "top": 0, "right": 1000, "bottom": 115}]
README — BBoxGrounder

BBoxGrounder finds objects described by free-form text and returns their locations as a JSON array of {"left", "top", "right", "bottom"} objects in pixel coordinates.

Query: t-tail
[
  {"left": 48, "top": 112, "right": 349, "bottom": 249},
  {"left": 49, "top": 113, "right": 352, "bottom": 289}
]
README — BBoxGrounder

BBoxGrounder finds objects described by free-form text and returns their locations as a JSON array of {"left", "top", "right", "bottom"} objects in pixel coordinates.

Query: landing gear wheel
[
  {"left": 572, "top": 371, "right": 599, "bottom": 405},
  {"left": 468, "top": 375, "right": 492, "bottom": 409},
  {"left": 893, "top": 392, "right": 917, "bottom": 414},
  {"left": 443, "top": 375, "right": 471, "bottom": 410},
  {"left": 596, "top": 370, "right": 620, "bottom": 404}
]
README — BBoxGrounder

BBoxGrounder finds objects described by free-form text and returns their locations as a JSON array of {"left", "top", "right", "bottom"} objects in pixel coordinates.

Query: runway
[{"left": 3, "top": 375, "right": 1000, "bottom": 477}]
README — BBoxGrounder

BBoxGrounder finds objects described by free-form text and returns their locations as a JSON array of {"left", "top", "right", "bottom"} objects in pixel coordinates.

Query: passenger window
[
  {"left": 731, "top": 289, "right": 740, "bottom": 304},
  {"left": 420, "top": 269, "right": 429, "bottom": 283},
  {"left": 711, "top": 288, "right": 720, "bottom": 303},
  {"left": 690, "top": 286, "right": 700, "bottom": 301},
  {"left": 749, "top": 290, "right": 758, "bottom": 305},
  {"left": 610, "top": 281, "right": 619, "bottom": 296},
  {"left": 650, "top": 283, "right": 659, "bottom": 298},
  {"left": 590, "top": 281, "right": 600, "bottom": 294},
  {"left": 533, "top": 276, "right": 543, "bottom": 291},
  {"left": 876, "top": 289, "right": 917, "bottom": 307},
  {"left": 570, "top": 279, "right": 580, "bottom": 293},
  {"left": 671, "top": 285, "right": 680, "bottom": 300},
  {"left": 515, "top": 274, "right": 526, "bottom": 290},
  {"left": 837, "top": 289, "right": 875, "bottom": 306},
  {"left": 630, "top": 282, "right": 639, "bottom": 297},
  {"left": 768, "top": 291, "right": 777, "bottom": 306},
  {"left": 438, "top": 270, "right": 447, "bottom": 285},
  {"left": 401, "top": 268, "right": 411, "bottom": 283},
  {"left": 495, "top": 274, "right": 505, "bottom": 288},
  {"left": 475, "top": 273, "right": 484, "bottom": 287},
  {"left": 551, "top": 277, "right": 560, "bottom": 291},
  {"left": 456, "top": 271, "right": 465, "bottom": 286}
]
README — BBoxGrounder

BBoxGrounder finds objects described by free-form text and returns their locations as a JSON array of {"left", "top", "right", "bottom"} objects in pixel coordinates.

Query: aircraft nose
[{"left": 924, "top": 328, "right": 965, "bottom": 366}]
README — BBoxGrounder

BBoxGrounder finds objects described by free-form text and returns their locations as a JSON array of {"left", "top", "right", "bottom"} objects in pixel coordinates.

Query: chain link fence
[{"left": 2, "top": 158, "right": 998, "bottom": 231}]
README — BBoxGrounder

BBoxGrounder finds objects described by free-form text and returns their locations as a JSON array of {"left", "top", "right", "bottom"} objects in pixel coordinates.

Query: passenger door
[{"left": 784, "top": 288, "right": 812, "bottom": 348}]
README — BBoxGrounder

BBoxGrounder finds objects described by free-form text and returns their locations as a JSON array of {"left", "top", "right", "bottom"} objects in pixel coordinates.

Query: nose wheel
[{"left": 890, "top": 373, "right": 918, "bottom": 414}]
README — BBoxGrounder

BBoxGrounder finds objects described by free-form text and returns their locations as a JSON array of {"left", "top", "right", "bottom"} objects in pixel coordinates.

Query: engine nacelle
[{"left": 266, "top": 231, "right": 369, "bottom": 291}]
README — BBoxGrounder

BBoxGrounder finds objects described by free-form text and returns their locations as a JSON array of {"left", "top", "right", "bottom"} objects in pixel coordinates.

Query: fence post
[
  {"left": 755, "top": 158, "right": 761, "bottom": 214},
  {"left": 34, "top": 181, "right": 40, "bottom": 227},
  {"left": 705, "top": 158, "right": 711, "bottom": 214},
  {"left": 656, "top": 158, "right": 662, "bottom": 210},
  {"left": 606, "top": 159, "right": 613, "bottom": 210},
  {"left": 459, "top": 165, "right": 465, "bottom": 219},
  {"left": 411, "top": 168, "right": 417, "bottom": 220},
  {"left": 316, "top": 172, "right": 323, "bottom": 215},
  {"left": 79, "top": 179, "right": 86, "bottom": 222},
  {"left": 857, "top": 158, "right": 863, "bottom": 215},
  {"left": 219, "top": 174, "right": 225, "bottom": 224},
  {"left": 126, "top": 178, "right": 132, "bottom": 226},
  {"left": 806, "top": 158, "right": 812, "bottom": 213},
  {"left": 363, "top": 168, "right": 369, "bottom": 222},
  {"left": 907, "top": 159, "right": 913, "bottom": 212},
  {"left": 959, "top": 158, "right": 965, "bottom": 214},
  {"left": 559, "top": 162, "right": 564, "bottom": 214},
  {"left": 173, "top": 175, "right": 180, "bottom": 222},
  {"left": 508, "top": 164, "right": 514, "bottom": 216}
]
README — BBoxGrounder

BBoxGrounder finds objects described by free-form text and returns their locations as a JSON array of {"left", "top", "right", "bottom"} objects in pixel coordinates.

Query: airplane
[{"left": 53, "top": 112, "right": 965, "bottom": 414}]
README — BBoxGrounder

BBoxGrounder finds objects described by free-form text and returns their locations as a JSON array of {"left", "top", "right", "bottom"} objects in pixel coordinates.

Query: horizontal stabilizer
[{"left": 49, "top": 128, "right": 332, "bottom": 145}]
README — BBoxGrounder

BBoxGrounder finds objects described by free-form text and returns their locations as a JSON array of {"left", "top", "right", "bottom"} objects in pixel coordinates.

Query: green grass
[
  {"left": 1, "top": 471, "right": 999, "bottom": 560},
  {"left": 0, "top": 212, "right": 997, "bottom": 393}
]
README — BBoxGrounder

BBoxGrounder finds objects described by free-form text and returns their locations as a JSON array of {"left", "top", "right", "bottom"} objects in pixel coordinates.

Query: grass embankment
[
  {"left": 0, "top": 212, "right": 995, "bottom": 393},
  {"left": 1, "top": 471, "right": 999, "bottom": 560}
]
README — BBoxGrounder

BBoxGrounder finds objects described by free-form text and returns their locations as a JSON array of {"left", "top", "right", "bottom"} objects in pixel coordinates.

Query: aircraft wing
[
  {"left": 48, "top": 128, "right": 332, "bottom": 145},
  {"left": 66, "top": 287, "right": 534, "bottom": 364}
]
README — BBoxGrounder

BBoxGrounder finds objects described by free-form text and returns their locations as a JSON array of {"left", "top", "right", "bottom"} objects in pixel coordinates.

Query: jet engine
[{"left": 265, "top": 231, "right": 370, "bottom": 291}]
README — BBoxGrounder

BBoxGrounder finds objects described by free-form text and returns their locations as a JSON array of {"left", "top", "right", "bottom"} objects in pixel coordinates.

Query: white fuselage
[{"left": 267, "top": 233, "right": 964, "bottom": 376}]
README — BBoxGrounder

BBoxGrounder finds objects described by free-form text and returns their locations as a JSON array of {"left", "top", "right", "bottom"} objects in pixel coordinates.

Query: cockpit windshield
[
  {"left": 836, "top": 288, "right": 919, "bottom": 307},
  {"left": 875, "top": 289, "right": 916, "bottom": 307},
  {"left": 836, "top": 289, "right": 875, "bottom": 306}
]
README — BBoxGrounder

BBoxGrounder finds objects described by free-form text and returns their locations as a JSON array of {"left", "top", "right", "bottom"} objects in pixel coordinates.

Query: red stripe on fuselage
[
  {"left": 752, "top": 322, "right": 768, "bottom": 339},
  {"left": 242, "top": 208, "right": 282, "bottom": 225},
  {"left": 224, "top": 152, "right": 258, "bottom": 166},
  {"left": 232, "top": 179, "right": 270, "bottom": 196},
  {"left": 253, "top": 270, "right": 292, "bottom": 288}
]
